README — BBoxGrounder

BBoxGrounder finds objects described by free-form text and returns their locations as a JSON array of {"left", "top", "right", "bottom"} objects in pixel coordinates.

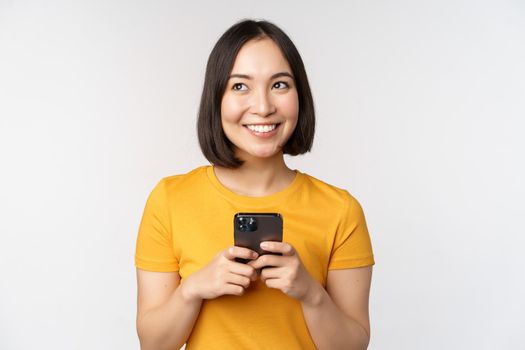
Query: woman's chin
[{"left": 239, "top": 147, "right": 281, "bottom": 160}]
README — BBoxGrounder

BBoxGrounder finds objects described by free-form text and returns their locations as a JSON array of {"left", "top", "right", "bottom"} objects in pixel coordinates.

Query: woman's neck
[{"left": 213, "top": 152, "right": 296, "bottom": 197}]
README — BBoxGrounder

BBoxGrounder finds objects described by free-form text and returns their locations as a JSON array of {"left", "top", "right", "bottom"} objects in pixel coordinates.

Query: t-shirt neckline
[{"left": 205, "top": 165, "right": 304, "bottom": 208}]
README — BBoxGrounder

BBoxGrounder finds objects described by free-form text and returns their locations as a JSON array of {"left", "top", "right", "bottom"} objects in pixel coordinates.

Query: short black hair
[{"left": 197, "top": 18, "right": 315, "bottom": 168}]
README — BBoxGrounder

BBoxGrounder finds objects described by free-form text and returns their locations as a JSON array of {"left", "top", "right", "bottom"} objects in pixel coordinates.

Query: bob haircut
[{"left": 197, "top": 18, "right": 315, "bottom": 168}]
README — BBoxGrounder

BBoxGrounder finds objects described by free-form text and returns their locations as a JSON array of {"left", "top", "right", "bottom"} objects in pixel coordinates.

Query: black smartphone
[{"left": 233, "top": 212, "right": 283, "bottom": 263}]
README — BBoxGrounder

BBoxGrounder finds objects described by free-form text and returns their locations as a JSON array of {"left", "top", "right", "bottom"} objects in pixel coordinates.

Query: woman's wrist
[
  {"left": 300, "top": 280, "right": 324, "bottom": 307},
  {"left": 179, "top": 277, "right": 202, "bottom": 303}
]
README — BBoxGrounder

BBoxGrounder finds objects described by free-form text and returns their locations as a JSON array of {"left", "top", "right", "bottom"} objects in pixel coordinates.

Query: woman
[{"left": 135, "top": 19, "right": 375, "bottom": 350}]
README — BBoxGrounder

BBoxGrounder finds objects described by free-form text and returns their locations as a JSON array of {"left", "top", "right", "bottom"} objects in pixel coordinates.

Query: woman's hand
[
  {"left": 247, "top": 241, "right": 319, "bottom": 303},
  {"left": 181, "top": 246, "right": 259, "bottom": 302}
]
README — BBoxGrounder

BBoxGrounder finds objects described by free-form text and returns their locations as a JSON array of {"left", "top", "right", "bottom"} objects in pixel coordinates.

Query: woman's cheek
[
  {"left": 279, "top": 93, "right": 299, "bottom": 117},
  {"left": 221, "top": 96, "right": 247, "bottom": 121}
]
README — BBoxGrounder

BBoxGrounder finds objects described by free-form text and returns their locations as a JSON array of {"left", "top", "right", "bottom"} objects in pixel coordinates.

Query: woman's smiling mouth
[{"left": 243, "top": 123, "right": 282, "bottom": 137}]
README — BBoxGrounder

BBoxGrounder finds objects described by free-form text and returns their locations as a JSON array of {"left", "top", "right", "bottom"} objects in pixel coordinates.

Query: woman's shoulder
[
  {"left": 300, "top": 171, "right": 368, "bottom": 226},
  {"left": 161, "top": 165, "right": 207, "bottom": 181},
  {"left": 153, "top": 165, "right": 210, "bottom": 193},
  {"left": 300, "top": 170, "right": 359, "bottom": 206}
]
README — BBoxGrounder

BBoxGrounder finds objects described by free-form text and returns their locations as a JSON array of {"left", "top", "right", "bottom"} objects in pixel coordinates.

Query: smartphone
[{"left": 233, "top": 212, "right": 283, "bottom": 263}]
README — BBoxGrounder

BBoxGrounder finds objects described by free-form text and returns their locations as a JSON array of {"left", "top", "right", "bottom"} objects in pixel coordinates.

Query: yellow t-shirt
[{"left": 135, "top": 165, "right": 375, "bottom": 349}]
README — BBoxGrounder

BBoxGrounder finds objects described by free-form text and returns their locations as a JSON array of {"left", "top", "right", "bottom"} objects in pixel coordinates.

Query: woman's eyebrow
[{"left": 228, "top": 72, "right": 294, "bottom": 80}]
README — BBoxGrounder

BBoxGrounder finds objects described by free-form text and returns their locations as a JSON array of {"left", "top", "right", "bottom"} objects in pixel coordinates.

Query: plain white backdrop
[{"left": 1, "top": 1, "right": 524, "bottom": 349}]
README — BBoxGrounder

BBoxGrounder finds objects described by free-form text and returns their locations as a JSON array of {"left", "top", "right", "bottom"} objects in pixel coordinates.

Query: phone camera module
[{"left": 237, "top": 216, "right": 258, "bottom": 232}]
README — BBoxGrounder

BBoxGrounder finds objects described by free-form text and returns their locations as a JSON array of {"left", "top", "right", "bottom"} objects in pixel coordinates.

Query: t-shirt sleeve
[
  {"left": 134, "top": 178, "right": 179, "bottom": 272},
  {"left": 328, "top": 191, "right": 375, "bottom": 270}
]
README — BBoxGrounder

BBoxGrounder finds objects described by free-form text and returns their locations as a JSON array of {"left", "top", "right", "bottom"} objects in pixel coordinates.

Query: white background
[{"left": 1, "top": 1, "right": 524, "bottom": 349}]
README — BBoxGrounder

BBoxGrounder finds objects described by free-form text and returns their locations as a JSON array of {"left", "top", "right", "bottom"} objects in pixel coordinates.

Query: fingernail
[{"left": 260, "top": 242, "right": 268, "bottom": 248}]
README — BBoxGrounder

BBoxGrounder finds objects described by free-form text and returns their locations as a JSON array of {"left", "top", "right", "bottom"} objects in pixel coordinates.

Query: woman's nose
[{"left": 250, "top": 89, "right": 276, "bottom": 117}]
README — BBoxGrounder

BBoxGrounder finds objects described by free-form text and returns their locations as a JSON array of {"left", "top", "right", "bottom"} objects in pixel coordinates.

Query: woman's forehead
[{"left": 230, "top": 38, "right": 292, "bottom": 77}]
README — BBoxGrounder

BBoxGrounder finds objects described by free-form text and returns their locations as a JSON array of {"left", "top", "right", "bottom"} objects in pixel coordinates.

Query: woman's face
[{"left": 220, "top": 37, "right": 299, "bottom": 160}]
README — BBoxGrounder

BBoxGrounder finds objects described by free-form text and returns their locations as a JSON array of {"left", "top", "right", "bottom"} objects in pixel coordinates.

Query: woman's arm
[
  {"left": 301, "top": 266, "right": 373, "bottom": 350},
  {"left": 136, "top": 269, "right": 202, "bottom": 350},
  {"left": 136, "top": 246, "right": 259, "bottom": 350},
  {"left": 248, "top": 242, "right": 373, "bottom": 350}
]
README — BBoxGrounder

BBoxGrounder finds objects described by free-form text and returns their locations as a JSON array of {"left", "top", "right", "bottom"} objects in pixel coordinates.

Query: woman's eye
[
  {"left": 273, "top": 81, "right": 289, "bottom": 89},
  {"left": 232, "top": 83, "right": 247, "bottom": 91}
]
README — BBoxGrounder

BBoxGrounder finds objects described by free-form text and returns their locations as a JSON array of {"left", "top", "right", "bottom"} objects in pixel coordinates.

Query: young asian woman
[{"left": 135, "top": 18, "right": 375, "bottom": 350}]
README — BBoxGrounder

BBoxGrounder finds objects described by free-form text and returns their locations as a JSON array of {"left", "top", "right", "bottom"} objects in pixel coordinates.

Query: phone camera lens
[{"left": 246, "top": 217, "right": 257, "bottom": 232}]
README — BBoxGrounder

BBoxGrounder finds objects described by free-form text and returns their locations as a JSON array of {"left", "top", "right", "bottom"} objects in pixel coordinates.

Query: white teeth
[{"left": 246, "top": 124, "right": 277, "bottom": 133}]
